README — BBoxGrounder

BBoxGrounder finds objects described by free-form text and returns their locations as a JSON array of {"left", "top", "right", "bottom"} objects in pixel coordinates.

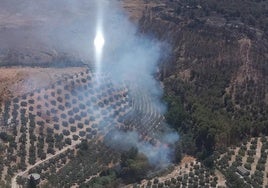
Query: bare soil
[
  {"left": 0, "top": 67, "right": 86, "bottom": 102},
  {"left": 119, "top": 0, "right": 157, "bottom": 24},
  {"left": 119, "top": 0, "right": 147, "bottom": 23}
]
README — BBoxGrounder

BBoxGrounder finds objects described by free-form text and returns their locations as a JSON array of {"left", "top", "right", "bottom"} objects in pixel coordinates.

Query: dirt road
[{"left": 11, "top": 140, "right": 80, "bottom": 188}]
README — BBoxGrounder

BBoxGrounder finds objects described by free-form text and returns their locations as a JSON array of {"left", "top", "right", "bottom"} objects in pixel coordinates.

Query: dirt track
[{"left": 11, "top": 140, "right": 80, "bottom": 188}]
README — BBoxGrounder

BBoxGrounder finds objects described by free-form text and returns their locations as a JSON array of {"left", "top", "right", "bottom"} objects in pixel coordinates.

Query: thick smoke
[
  {"left": 96, "top": 1, "right": 178, "bottom": 166},
  {"left": 105, "top": 130, "right": 179, "bottom": 166},
  {"left": 0, "top": 0, "right": 178, "bottom": 166}
]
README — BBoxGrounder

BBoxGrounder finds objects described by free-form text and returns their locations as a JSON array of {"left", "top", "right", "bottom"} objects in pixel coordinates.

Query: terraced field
[
  {"left": 0, "top": 67, "right": 131, "bottom": 187},
  {"left": 0, "top": 64, "right": 173, "bottom": 187},
  {"left": 130, "top": 157, "right": 223, "bottom": 188},
  {"left": 216, "top": 137, "right": 268, "bottom": 188},
  {"left": 119, "top": 85, "right": 165, "bottom": 141}
]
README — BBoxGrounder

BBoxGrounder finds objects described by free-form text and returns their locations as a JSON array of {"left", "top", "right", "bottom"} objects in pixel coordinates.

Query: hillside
[
  {"left": 131, "top": 0, "right": 268, "bottom": 156},
  {"left": 0, "top": 0, "right": 267, "bottom": 187}
]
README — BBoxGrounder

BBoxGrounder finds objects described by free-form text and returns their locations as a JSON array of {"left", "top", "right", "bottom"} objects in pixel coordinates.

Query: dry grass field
[{"left": 0, "top": 67, "right": 87, "bottom": 102}]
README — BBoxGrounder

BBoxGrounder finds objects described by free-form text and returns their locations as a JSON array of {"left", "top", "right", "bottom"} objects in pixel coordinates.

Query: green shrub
[
  {"left": 238, "top": 149, "right": 245, "bottom": 156},
  {"left": 250, "top": 144, "right": 257, "bottom": 150},
  {"left": 246, "top": 156, "right": 254, "bottom": 163},
  {"left": 153, "top": 178, "right": 159, "bottom": 184},
  {"left": 244, "top": 163, "right": 251, "bottom": 170},
  {"left": 256, "top": 163, "right": 265, "bottom": 171},
  {"left": 260, "top": 137, "right": 266, "bottom": 143},
  {"left": 247, "top": 149, "right": 256, "bottom": 156}
]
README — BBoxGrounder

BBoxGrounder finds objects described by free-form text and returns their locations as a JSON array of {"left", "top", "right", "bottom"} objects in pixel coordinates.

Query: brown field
[{"left": 0, "top": 67, "right": 87, "bottom": 102}]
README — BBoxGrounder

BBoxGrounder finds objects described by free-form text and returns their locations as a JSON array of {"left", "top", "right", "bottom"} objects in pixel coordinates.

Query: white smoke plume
[
  {"left": 0, "top": 0, "right": 179, "bottom": 166},
  {"left": 105, "top": 130, "right": 179, "bottom": 166}
]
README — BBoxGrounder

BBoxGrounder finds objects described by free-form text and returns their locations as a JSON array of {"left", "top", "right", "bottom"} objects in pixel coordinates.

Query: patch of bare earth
[
  {"left": 119, "top": 0, "right": 158, "bottom": 24},
  {"left": 264, "top": 152, "right": 268, "bottom": 186},
  {"left": 242, "top": 141, "right": 251, "bottom": 164},
  {"left": 157, "top": 156, "right": 196, "bottom": 183},
  {"left": 226, "top": 38, "right": 264, "bottom": 104},
  {"left": 126, "top": 156, "right": 197, "bottom": 188},
  {"left": 118, "top": 0, "right": 147, "bottom": 23},
  {"left": 250, "top": 138, "right": 262, "bottom": 176},
  {"left": 0, "top": 67, "right": 86, "bottom": 102},
  {"left": 229, "top": 147, "right": 239, "bottom": 166},
  {"left": 215, "top": 169, "right": 226, "bottom": 187},
  {"left": 178, "top": 69, "right": 191, "bottom": 82}
]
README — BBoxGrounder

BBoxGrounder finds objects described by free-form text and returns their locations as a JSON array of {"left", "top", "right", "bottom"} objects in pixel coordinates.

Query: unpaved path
[
  {"left": 242, "top": 141, "right": 251, "bottom": 164},
  {"left": 11, "top": 140, "right": 80, "bottom": 188},
  {"left": 250, "top": 138, "right": 262, "bottom": 175},
  {"left": 215, "top": 169, "right": 226, "bottom": 187},
  {"left": 229, "top": 147, "right": 239, "bottom": 166},
  {"left": 264, "top": 150, "right": 268, "bottom": 186}
]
